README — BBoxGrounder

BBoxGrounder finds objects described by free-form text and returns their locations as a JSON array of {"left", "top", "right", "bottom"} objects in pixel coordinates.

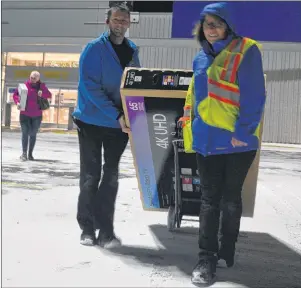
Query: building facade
[{"left": 2, "top": 1, "right": 301, "bottom": 143}]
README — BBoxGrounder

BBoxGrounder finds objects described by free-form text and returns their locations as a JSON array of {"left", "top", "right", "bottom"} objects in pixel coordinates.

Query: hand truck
[{"left": 167, "top": 139, "right": 202, "bottom": 231}]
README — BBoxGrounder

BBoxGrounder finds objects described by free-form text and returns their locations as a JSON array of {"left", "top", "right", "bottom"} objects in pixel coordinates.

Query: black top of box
[{"left": 122, "top": 68, "right": 193, "bottom": 90}]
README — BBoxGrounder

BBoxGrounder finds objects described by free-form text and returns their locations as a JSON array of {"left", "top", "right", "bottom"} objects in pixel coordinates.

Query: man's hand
[
  {"left": 38, "top": 90, "right": 42, "bottom": 97},
  {"left": 231, "top": 137, "right": 248, "bottom": 147},
  {"left": 119, "top": 115, "right": 130, "bottom": 134},
  {"left": 17, "top": 103, "right": 21, "bottom": 110}
]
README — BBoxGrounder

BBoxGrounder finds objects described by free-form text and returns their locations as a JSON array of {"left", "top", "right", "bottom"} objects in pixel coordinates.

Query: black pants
[
  {"left": 196, "top": 150, "right": 256, "bottom": 256},
  {"left": 19, "top": 114, "right": 42, "bottom": 155},
  {"left": 76, "top": 120, "right": 129, "bottom": 236}
]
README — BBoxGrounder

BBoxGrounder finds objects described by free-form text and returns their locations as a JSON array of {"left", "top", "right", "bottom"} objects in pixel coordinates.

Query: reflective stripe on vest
[
  {"left": 206, "top": 38, "right": 246, "bottom": 109},
  {"left": 181, "top": 75, "right": 195, "bottom": 153},
  {"left": 220, "top": 38, "right": 247, "bottom": 83},
  {"left": 183, "top": 105, "right": 191, "bottom": 117},
  {"left": 208, "top": 78, "right": 240, "bottom": 107}
]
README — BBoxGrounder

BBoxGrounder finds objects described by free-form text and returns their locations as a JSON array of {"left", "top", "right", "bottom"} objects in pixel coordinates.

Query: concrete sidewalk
[{"left": 2, "top": 132, "right": 301, "bottom": 287}]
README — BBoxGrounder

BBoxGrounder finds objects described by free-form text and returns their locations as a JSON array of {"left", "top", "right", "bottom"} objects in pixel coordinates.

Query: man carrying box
[{"left": 73, "top": 3, "right": 140, "bottom": 248}]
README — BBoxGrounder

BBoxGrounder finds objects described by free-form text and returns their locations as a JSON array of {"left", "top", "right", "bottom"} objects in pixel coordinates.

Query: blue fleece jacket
[
  {"left": 73, "top": 32, "right": 140, "bottom": 128},
  {"left": 192, "top": 2, "right": 266, "bottom": 156}
]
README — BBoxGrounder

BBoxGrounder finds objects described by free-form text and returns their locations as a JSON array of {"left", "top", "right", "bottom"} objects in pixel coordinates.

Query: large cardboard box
[
  {"left": 121, "top": 68, "right": 266, "bottom": 217},
  {"left": 18, "top": 83, "right": 28, "bottom": 111}
]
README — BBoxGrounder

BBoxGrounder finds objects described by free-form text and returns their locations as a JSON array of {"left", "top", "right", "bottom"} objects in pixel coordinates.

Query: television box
[{"left": 120, "top": 67, "right": 267, "bottom": 218}]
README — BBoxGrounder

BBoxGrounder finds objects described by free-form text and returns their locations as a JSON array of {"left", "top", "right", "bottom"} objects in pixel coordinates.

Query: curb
[
  {"left": 2, "top": 127, "right": 77, "bottom": 135},
  {"left": 45, "top": 129, "right": 77, "bottom": 135},
  {"left": 2, "top": 126, "right": 301, "bottom": 149},
  {"left": 261, "top": 143, "right": 301, "bottom": 149}
]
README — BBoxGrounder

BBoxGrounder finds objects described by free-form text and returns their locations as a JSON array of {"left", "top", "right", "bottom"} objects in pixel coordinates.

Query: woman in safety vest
[{"left": 181, "top": 2, "right": 266, "bottom": 286}]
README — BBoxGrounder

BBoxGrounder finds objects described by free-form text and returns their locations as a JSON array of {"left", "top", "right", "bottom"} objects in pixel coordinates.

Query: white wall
[{"left": 2, "top": 1, "right": 109, "bottom": 38}]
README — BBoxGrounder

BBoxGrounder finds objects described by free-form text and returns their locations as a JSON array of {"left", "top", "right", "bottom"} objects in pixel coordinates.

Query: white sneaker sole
[
  {"left": 80, "top": 238, "right": 94, "bottom": 246},
  {"left": 191, "top": 272, "right": 215, "bottom": 287}
]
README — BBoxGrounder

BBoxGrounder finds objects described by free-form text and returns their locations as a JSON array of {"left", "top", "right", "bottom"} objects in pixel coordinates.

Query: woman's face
[
  {"left": 203, "top": 15, "right": 227, "bottom": 44},
  {"left": 29, "top": 74, "right": 40, "bottom": 84}
]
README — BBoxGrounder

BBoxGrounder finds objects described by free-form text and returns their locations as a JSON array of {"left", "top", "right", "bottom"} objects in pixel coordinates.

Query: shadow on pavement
[
  {"left": 105, "top": 224, "right": 301, "bottom": 287},
  {"left": 32, "top": 159, "right": 62, "bottom": 163}
]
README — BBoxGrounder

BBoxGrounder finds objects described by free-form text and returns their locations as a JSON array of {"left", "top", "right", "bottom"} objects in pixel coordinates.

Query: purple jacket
[{"left": 13, "top": 80, "right": 52, "bottom": 117}]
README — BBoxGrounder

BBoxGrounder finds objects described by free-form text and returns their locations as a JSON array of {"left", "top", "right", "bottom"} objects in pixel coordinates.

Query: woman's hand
[
  {"left": 177, "top": 118, "right": 183, "bottom": 128},
  {"left": 231, "top": 137, "right": 248, "bottom": 147},
  {"left": 177, "top": 117, "right": 188, "bottom": 128},
  {"left": 38, "top": 90, "right": 42, "bottom": 97}
]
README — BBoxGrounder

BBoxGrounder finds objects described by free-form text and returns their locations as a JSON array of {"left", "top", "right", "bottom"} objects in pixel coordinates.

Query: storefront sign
[{"left": 5, "top": 67, "right": 78, "bottom": 83}]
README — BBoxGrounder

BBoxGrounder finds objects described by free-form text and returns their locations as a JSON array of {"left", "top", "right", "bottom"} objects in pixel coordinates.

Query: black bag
[
  {"left": 38, "top": 96, "right": 50, "bottom": 110},
  {"left": 36, "top": 82, "right": 50, "bottom": 110}
]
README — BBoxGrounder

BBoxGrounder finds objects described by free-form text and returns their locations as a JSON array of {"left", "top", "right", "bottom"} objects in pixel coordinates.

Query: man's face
[{"left": 108, "top": 10, "right": 130, "bottom": 38}]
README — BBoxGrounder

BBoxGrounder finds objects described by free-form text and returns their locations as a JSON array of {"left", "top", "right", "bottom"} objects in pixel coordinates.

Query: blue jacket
[
  {"left": 73, "top": 32, "right": 140, "bottom": 128},
  {"left": 192, "top": 2, "right": 266, "bottom": 156}
]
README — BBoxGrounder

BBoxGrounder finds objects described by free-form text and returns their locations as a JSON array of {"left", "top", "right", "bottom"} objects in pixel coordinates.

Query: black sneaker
[
  {"left": 28, "top": 154, "right": 34, "bottom": 161},
  {"left": 20, "top": 153, "right": 27, "bottom": 161},
  {"left": 80, "top": 231, "right": 95, "bottom": 246},
  {"left": 97, "top": 233, "right": 122, "bottom": 249},
  {"left": 191, "top": 257, "right": 217, "bottom": 287},
  {"left": 218, "top": 242, "right": 235, "bottom": 268}
]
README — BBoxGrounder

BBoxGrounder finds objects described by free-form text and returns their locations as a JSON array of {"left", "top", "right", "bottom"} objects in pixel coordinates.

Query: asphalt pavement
[{"left": 2, "top": 131, "right": 301, "bottom": 287}]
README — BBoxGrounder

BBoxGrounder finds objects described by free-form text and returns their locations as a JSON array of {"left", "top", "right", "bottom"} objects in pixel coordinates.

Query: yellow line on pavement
[{"left": 2, "top": 182, "right": 45, "bottom": 190}]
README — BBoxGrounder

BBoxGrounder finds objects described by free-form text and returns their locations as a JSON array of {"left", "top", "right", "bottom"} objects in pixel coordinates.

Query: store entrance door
[{"left": 43, "top": 86, "right": 78, "bottom": 128}]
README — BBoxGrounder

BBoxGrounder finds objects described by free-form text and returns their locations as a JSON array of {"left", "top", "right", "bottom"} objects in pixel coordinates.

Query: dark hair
[{"left": 107, "top": 3, "right": 130, "bottom": 20}]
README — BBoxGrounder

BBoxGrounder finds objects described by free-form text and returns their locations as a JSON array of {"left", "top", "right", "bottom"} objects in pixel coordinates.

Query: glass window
[
  {"left": 42, "top": 88, "right": 77, "bottom": 126},
  {"left": 2, "top": 52, "right": 7, "bottom": 66},
  {"left": 44, "top": 53, "right": 80, "bottom": 68},
  {"left": 43, "top": 88, "right": 60, "bottom": 125},
  {"left": 1, "top": 59, "right": 6, "bottom": 100},
  {"left": 47, "top": 88, "right": 60, "bottom": 105},
  {"left": 7, "top": 87, "right": 19, "bottom": 125},
  {"left": 2, "top": 53, "right": 6, "bottom": 97},
  {"left": 2, "top": 64, "right": 5, "bottom": 81},
  {"left": 58, "top": 89, "right": 78, "bottom": 105},
  {"left": 6, "top": 52, "right": 43, "bottom": 66},
  {"left": 1, "top": 79, "right": 5, "bottom": 107}
]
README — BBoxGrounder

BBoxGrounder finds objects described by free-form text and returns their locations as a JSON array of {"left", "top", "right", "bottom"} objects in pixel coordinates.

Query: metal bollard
[
  {"left": 4, "top": 103, "right": 12, "bottom": 128},
  {"left": 68, "top": 106, "right": 75, "bottom": 130}
]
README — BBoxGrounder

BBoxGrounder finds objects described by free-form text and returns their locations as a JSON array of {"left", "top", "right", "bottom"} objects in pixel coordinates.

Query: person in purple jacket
[{"left": 13, "top": 71, "right": 52, "bottom": 161}]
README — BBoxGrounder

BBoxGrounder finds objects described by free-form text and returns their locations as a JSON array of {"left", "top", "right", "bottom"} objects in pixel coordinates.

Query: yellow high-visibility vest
[{"left": 181, "top": 37, "right": 262, "bottom": 153}]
